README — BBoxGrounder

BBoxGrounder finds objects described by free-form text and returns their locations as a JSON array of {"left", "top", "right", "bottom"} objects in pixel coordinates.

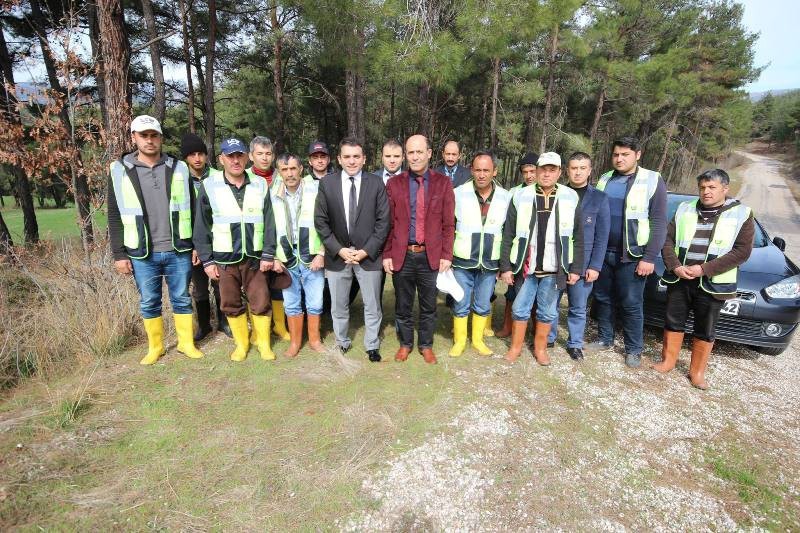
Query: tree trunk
[
  {"left": 0, "top": 209, "right": 12, "bottom": 253},
  {"left": 97, "top": 0, "right": 132, "bottom": 161},
  {"left": 657, "top": 108, "right": 679, "bottom": 173},
  {"left": 490, "top": 57, "right": 500, "bottom": 152},
  {"left": 390, "top": 79, "right": 396, "bottom": 135},
  {"left": 140, "top": 0, "right": 166, "bottom": 123},
  {"left": 85, "top": 1, "right": 109, "bottom": 133},
  {"left": 589, "top": 83, "right": 606, "bottom": 149},
  {"left": 524, "top": 106, "right": 537, "bottom": 151},
  {"left": 14, "top": 168, "right": 38, "bottom": 244},
  {"left": 417, "top": 82, "right": 431, "bottom": 138},
  {"left": 344, "top": 27, "right": 366, "bottom": 144},
  {"left": 271, "top": 2, "right": 286, "bottom": 152},
  {"left": 177, "top": 0, "right": 196, "bottom": 133},
  {"left": 204, "top": 0, "right": 217, "bottom": 164},
  {"left": 539, "top": 24, "right": 559, "bottom": 153}
]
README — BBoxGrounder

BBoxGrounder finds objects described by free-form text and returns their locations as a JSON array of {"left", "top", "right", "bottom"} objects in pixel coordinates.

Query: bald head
[
  {"left": 405, "top": 135, "right": 432, "bottom": 174},
  {"left": 442, "top": 140, "right": 461, "bottom": 167}
]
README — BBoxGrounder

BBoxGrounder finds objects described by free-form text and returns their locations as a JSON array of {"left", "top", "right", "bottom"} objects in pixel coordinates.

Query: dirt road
[{"left": 735, "top": 150, "right": 800, "bottom": 263}]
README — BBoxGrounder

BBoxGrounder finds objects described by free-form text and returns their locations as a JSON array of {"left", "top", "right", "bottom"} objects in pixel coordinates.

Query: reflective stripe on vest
[
  {"left": 507, "top": 184, "right": 577, "bottom": 274},
  {"left": 662, "top": 200, "right": 751, "bottom": 294},
  {"left": 596, "top": 167, "right": 660, "bottom": 258},
  {"left": 110, "top": 158, "right": 193, "bottom": 259},
  {"left": 452, "top": 182, "right": 511, "bottom": 270},
  {"left": 272, "top": 177, "right": 323, "bottom": 267},
  {"left": 206, "top": 169, "right": 268, "bottom": 264}
]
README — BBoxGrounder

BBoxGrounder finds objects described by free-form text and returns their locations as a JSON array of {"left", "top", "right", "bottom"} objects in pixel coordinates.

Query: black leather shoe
[
  {"left": 567, "top": 347, "right": 584, "bottom": 361},
  {"left": 367, "top": 349, "right": 381, "bottom": 362},
  {"left": 339, "top": 344, "right": 351, "bottom": 354},
  {"left": 547, "top": 341, "right": 555, "bottom": 348}
]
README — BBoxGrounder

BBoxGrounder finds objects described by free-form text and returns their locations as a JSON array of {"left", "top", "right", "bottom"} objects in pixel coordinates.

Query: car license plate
[{"left": 720, "top": 300, "right": 740, "bottom": 316}]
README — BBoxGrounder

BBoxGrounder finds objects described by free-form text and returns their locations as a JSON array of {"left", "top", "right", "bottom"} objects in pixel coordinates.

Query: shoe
[
  {"left": 395, "top": 346, "right": 411, "bottom": 362},
  {"left": 338, "top": 344, "right": 351, "bottom": 354},
  {"left": 367, "top": 349, "right": 381, "bottom": 362},
  {"left": 420, "top": 348, "right": 437, "bottom": 364},
  {"left": 449, "top": 315, "right": 468, "bottom": 357},
  {"left": 584, "top": 340, "right": 612, "bottom": 353},
  {"left": 306, "top": 314, "right": 326, "bottom": 353},
  {"left": 174, "top": 313, "right": 204, "bottom": 359},
  {"left": 567, "top": 347, "right": 584, "bottom": 361},
  {"left": 140, "top": 316, "right": 166, "bottom": 365},
  {"left": 285, "top": 314, "right": 304, "bottom": 357},
  {"left": 215, "top": 298, "right": 232, "bottom": 337},
  {"left": 688, "top": 338, "right": 713, "bottom": 390},
  {"left": 271, "top": 300, "right": 291, "bottom": 341},
  {"left": 504, "top": 320, "right": 528, "bottom": 363},
  {"left": 227, "top": 313, "right": 251, "bottom": 362},
  {"left": 193, "top": 300, "right": 213, "bottom": 342},
  {"left": 547, "top": 341, "right": 555, "bottom": 348},
  {"left": 495, "top": 300, "right": 513, "bottom": 338},
  {"left": 471, "top": 314, "right": 494, "bottom": 356},
  {"left": 653, "top": 330, "right": 684, "bottom": 373},
  {"left": 625, "top": 352, "right": 642, "bottom": 368},
  {"left": 251, "top": 314, "right": 275, "bottom": 360},
  {"left": 533, "top": 321, "right": 552, "bottom": 366}
]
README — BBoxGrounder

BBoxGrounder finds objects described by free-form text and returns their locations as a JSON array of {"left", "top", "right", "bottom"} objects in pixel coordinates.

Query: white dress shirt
[{"left": 341, "top": 170, "right": 362, "bottom": 231}]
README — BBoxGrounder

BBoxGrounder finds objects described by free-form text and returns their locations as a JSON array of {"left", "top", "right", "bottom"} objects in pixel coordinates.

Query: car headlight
[{"left": 764, "top": 275, "right": 800, "bottom": 299}]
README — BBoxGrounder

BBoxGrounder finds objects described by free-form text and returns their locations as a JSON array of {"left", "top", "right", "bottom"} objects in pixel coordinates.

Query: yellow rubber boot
[
  {"left": 140, "top": 317, "right": 166, "bottom": 365},
  {"left": 251, "top": 314, "right": 276, "bottom": 361},
  {"left": 248, "top": 306, "right": 258, "bottom": 344},
  {"left": 271, "top": 300, "right": 291, "bottom": 341},
  {"left": 449, "top": 316, "right": 468, "bottom": 357},
  {"left": 483, "top": 301, "right": 495, "bottom": 337},
  {"left": 472, "top": 314, "right": 494, "bottom": 356},
  {"left": 228, "top": 314, "right": 251, "bottom": 362},
  {"left": 173, "top": 313, "right": 204, "bottom": 359}
]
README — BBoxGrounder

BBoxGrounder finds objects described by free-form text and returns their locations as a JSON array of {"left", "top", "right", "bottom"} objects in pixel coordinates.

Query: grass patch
[{"left": 0, "top": 195, "right": 107, "bottom": 243}]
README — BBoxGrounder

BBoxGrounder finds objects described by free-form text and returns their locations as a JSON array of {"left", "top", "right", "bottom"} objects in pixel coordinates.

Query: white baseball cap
[
  {"left": 537, "top": 152, "right": 561, "bottom": 167},
  {"left": 130, "top": 115, "right": 162, "bottom": 134}
]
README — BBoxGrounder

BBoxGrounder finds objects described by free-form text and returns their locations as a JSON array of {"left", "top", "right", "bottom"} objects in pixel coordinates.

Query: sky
[{"left": 741, "top": 0, "right": 800, "bottom": 93}]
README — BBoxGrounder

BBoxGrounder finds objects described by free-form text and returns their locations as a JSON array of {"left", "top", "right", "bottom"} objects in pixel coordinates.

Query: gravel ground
[{"left": 340, "top": 329, "right": 800, "bottom": 531}]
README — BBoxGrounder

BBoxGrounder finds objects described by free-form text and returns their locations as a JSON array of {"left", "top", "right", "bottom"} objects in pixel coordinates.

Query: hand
[
  {"left": 673, "top": 265, "right": 695, "bottom": 279},
  {"left": 567, "top": 273, "right": 580, "bottom": 285},
  {"left": 191, "top": 250, "right": 200, "bottom": 266},
  {"left": 635, "top": 260, "right": 655, "bottom": 277},
  {"left": 383, "top": 258, "right": 394, "bottom": 274},
  {"left": 204, "top": 264, "right": 220, "bottom": 280},
  {"left": 338, "top": 247, "right": 357, "bottom": 264},
  {"left": 260, "top": 260, "right": 274, "bottom": 272},
  {"left": 500, "top": 271, "right": 514, "bottom": 286},
  {"left": 114, "top": 259, "right": 132, "bottom": 275},
  {"left": 352, "top": 249, "right": 369, "bottom": 263},
  {"left": 439, "top": 259, "right": 452, "bottom": 273},
  {"left": 310, "top": 255, "right": 325, "bottom": 272},
  {"left": 584, "top": 268, "right": 600, "bottom": 283},
  {"left": 685, "top": 265, "right": 704, "bottom": 278}
]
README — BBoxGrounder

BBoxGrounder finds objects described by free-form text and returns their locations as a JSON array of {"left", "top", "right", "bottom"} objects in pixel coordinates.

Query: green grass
[{"left": 0, "top": 195, "right": 107, "bottom": 242}]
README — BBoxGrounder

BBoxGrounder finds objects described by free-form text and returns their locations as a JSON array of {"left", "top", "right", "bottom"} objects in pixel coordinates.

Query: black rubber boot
[
  {"left": 193, "top": 300, "right": 213, "bottom": 342},
  {"left": 216, "top": 300, "right": 232, "bottom": 338}
]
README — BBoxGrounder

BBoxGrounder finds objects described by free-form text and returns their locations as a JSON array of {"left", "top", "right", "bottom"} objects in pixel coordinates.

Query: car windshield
[{"left": 667, "top": 195, "right": 768, "bottom": 248}]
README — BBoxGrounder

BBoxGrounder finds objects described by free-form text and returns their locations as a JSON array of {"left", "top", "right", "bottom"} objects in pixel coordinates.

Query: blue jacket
[{"left": 577, "top": 185, "right": 610, "bottom": 272}]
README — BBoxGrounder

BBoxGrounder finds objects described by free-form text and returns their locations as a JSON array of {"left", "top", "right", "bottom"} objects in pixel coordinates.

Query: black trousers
[
  {"left": 664, "top": 279, "right": 724, "bottom": 342},
  {"left": 191, "top": 263, "right": 220, "bottom": 304},
  {"left": 394, "top": 250, "right": 438, "bottom": 349}
]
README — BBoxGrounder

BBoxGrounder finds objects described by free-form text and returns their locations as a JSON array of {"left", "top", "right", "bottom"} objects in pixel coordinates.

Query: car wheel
[{"left": 754, "top": 345, "right": 786, "bottom": 356}]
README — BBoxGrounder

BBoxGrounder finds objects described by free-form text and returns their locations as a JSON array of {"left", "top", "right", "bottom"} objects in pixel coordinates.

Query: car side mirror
[{"left": 773, "top": 236, "right": 786, "bottom": 251}]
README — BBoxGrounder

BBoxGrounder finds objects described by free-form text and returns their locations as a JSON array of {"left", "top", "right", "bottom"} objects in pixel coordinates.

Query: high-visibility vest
[
  {"left": 662, "top": 200, "right": 751, "bottom": 295},
  {"left": 596, "top": 167, "right": 660, "bottom": 258},
  {"left": 507, "top": 184, "right": 578, "bottom": 274},
  {"left": 452, "top": 182, "right": 511, "bottom": 270},
  {"left": 110, "top": 157, "right": 193, "bottom": 259},
  {"left": 271, "top": 176, "right": 323, "bottom": 268},
  {"left": 205, "top": 169, "right": 269, "bottom": 264}
]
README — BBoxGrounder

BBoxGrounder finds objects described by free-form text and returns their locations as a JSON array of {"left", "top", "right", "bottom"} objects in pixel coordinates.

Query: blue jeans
[
  {"left": 283, "top": 263, "right": 325, "bottom": 316},
  {"left": 131, "top": 251, "right": 193, "bottom": 318},
  {"left": 548, "top": 278, "right": 594, "bottom": 348},
  {"left": 511, "top": 274, "right": 559, "bottom": 323},
  {"left": 452, "top": 267, "right": 497, "bottom": 317},
  {"left": 593, "top": 251, "right": 647, "bottom": 354}
]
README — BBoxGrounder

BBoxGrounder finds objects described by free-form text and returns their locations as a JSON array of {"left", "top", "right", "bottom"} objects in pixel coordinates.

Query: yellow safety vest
[
  {"left": 272, "top": 176, "right": 323, "bottom": 268},
  {"left": 205, "top": 169, "right": 269, "bottom": 264},
  {"left": 110, "top": 157, "right": 193, "bottom": 259},
  {"left": 452, "top": 182, "right": 511, "bottom": 270},
  {"left": 507, "top": 184, "right": 578, "bottom": 274},
  {"left": 662, "top": 199, "right": 751, "bottom": 295},
  {"left": 596, "top": 167, "right": 660, "bottom": 258}
]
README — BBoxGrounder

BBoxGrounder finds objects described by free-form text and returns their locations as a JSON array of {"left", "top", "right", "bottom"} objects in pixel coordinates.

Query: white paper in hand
[{"left": 436, "top": 269, "right": 465, "bottom": 302}]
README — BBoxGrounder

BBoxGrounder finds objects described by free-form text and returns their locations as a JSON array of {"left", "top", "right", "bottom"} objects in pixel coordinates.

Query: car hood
[{"left": 740, "top": 244, "right": 800, "bottom": 277}]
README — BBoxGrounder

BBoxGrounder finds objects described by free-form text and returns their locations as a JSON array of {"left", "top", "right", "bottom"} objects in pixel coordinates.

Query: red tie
[{"left": 415, "top": 175, "right": 426, "bottom": 244}]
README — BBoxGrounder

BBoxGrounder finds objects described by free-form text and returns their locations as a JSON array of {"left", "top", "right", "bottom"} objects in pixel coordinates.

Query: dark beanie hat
[
  {"left": 518, "top": 151, "right": 539, "bottom": 169},
  {"left": 181, "top": 133, "right": 208, "bottom": 159}
]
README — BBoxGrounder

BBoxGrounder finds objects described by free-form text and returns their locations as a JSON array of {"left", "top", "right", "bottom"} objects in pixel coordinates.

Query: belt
[{"left": 406, "top": 244, "right": 426, "bottom": 253}]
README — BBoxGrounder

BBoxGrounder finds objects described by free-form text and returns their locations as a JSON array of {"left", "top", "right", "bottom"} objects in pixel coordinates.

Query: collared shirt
[
  {"left": 382, "top": 167, "right": 400, "bottom": 185},
  {"left": 475, "top": 182, "right": 495, "bottom": 224},
  {"left": 341, "top": 170, "right": 362, "bottom": 231},
  {"left": 444, "top": 164, "right": 459, "bottom": 181},
  {"left": 124, "top": 151, "right": 171, "bottom": 252},
  {"left": 533, "top": 184, "right": 558, "bottom": 274},
  {"left": 408, "top": 169, "right": 430, "bottom": 244},
  {"left": 190, "top": 165, "right": 210, "bottom": 192},
  {"left": 285, "top": 182, "right": 302, "bottom": 244}
]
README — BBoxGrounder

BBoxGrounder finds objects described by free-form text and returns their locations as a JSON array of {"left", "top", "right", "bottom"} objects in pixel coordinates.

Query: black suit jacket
[
  {"left": 314, "top": 171, "right": 390, "bottom": 271},
  {"left": 436, "top": 164, "right": 471, "bottom": 188}
]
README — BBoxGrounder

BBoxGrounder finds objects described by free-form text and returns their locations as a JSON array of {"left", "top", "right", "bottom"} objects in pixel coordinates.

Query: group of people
[{"left": 108, "top": 115, "right": 755, "bottom": 390}]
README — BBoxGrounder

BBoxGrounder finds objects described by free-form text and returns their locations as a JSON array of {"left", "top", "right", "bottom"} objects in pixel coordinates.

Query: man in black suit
[
  {"left": 436, "top": 140, "right": 471, "bottom": 188},
  {"left": 314, "top": 137, "right": 390, "bottom": 362}
]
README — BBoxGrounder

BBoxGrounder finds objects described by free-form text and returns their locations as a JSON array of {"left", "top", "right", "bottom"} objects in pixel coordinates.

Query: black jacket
[{"left": 436, "top": 164, "right": 472, "bottom": 188}]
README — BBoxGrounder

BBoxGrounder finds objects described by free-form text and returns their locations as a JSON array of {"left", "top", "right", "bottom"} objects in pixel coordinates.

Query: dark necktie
[
  {"left": 415, "top": 175, "right": 425, "bottom": 244},
  {"left": 348, "top": 176, "right": 357, "bottom": 236}
]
